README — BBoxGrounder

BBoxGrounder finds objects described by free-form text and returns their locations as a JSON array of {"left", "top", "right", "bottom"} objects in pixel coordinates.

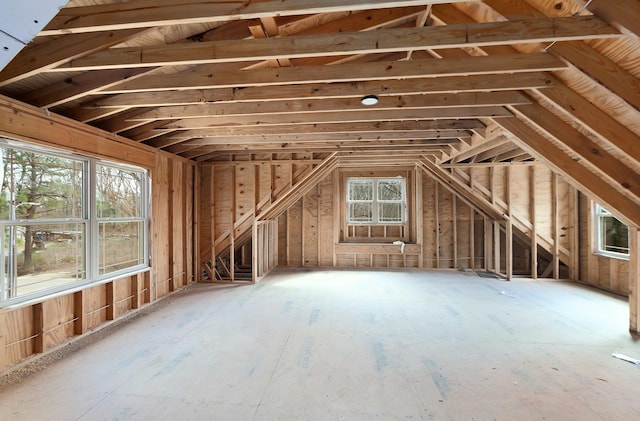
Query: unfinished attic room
[{"left": 1, "top": 0, "right": 640, "bottom": 418}]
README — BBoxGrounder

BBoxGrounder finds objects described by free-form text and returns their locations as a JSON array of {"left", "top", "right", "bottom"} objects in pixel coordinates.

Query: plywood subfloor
[{"left": 1, "top": 268, "right": 639, "bottom": 420}]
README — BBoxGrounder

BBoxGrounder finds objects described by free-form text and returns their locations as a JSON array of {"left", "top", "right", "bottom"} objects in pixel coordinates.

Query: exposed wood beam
[
  {"left": 0, "top": 95, "right": 154, "bottom": 168},
  {"left": 121, "top": 120, "right": 179, "bottom": 142},
  {"left": 448, "top": 136, "right": 511, "bottom": 163},
  {"left": 64, "top": 103, "right": 132, "bottom": 124},
  {"left": 338, "top": 159, "right": 424, "bottom": 168},
  {"left": 0, "top": 29, "right": 145, "bottom": 86},
  {"left": 164, "top": 119, "right": 484, "bottom": 138},
  {"left": 491, "top": 148, "right": 530, "bottom": 163},
  {"left": 86, "top": 73, "right": 555, "bottom": 108},
  {"left": 18, "top": 68, "right": 152, "bottom": 108},
  {"left": 180, "top": 132, "right": 466, "bottom": 146},
  {"left": 94, "top": 108, "right": 154, "bottom": 133},
  {"left": 204, "top": 158, "right": 326, "bottom": 166},
  {"left": 191, "top": 148, "right": 445, "bottom": 163},
  {"left": 37, "top": 7, "right": 426, "bottom": 117},
  {"left": 145, "top": 134, "right": 191, "bottom": 149},
  {"left": 159, "top": 107, "right": 512, "bottom": 129},
  {"left": 406, "top": 4, "right": 432, "bottom": 60},
  {"left": 103, "top": 52, "right": 565, "bottom": 94},
  {"left": 289, "top": 7, "right": 425, "bottom": 37},
  {"left": 512, "top": 102, "right": 640, "bottom": 201},
  {"left": 584, "top": 0, "right": 640, "bottom": 40},
  {"left": 55, "top": 16, "right": 617, "bottom": 71},
  {"left": 41, "top": 1, "right": 454, "bottom": 35},
  {"left": 187, "top": 142, "right": 451, "bottom": 158},
  {"left": 417, "top": 157, "right": 508, "bottom": 222},
  {"left": 472, "top": 142, "right": 520, "bottom": 163},
  {"left": 482, "top": 0, "right": 640, "bottom": 111},
  {"left": 440, "top": 161, "right": 536, "bottom": 169},
  {"left": 537, "top": 80, "right": 640, "bottom": 163},
  {"left": 496, "top": 117, "right": 640, "bottom": 228},
  {"left": 248, "top": 18, "right": 290, "bottom": 68},
  {"left": 129, "top": 92, "right": 529, "bottom": 121},
  {"left": 341, "top": 152, "right": 439, "bottom": 161},
  {"left": 549, "top": 42, "right": 640, "bottom": 111},
  {"left": 256, "top": 152, "right": 340, "bottom": 221}
]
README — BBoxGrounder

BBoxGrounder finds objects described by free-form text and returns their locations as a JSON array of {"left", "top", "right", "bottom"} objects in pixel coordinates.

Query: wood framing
[
  {"left": 0, "top": 97, "right": 196, "bottom": 372},
  {"left": 2, "top": 0, "right": 640, "bottom": 365}
]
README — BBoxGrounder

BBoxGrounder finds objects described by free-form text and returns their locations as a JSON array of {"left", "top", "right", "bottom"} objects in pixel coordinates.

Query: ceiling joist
[{"left": 55, "top": 16, "right": 618, "bottom": 71}]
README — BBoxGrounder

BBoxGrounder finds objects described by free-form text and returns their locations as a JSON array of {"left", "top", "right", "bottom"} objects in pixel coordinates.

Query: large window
[
  {"left": 0, "top": 140, "right": 149, "bottom": 304},
  {"left": 347, "top": 177, "right": 406, "bottom": 224},
  {"left": 594, "top": 204, "right": 629, "bottom": 258}
]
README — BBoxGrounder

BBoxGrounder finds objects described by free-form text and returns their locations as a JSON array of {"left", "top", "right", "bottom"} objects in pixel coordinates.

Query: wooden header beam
[{"left": 0, "top": 95, "right": 155, "bottom": 169}]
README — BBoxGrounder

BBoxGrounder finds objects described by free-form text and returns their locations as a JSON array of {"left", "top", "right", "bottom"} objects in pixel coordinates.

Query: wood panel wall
[
  {"left": 153, "top": 153, "right": 195, "bottom": 298},
  {"left": 578, "top": 193, "right": 630, "bottom": 295},
  {"left": 0, "top": 97, "right": 196, "bottom": 373},
  {"left": 197, "top": 160, "right": 579, "bottom": 279}
]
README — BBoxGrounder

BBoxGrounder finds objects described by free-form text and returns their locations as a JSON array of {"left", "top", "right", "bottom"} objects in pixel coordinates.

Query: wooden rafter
[
  {"left": 417, "top": 157, "right": 508, "bottom": 221},
  {"left": 497, "top": 117, "right": 640, "bottom": 228},
  {"left": 41, "top": 0, "right": 455, "bottom": 35},
  {"left": 0, "top": 29, "right": 146, "bottom": 86},
  {"left": 511, "top": 101, "right": 640, "bottom": 202}
]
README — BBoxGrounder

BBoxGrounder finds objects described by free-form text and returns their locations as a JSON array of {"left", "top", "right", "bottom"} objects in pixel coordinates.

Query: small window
[
  {"left": 347, "top": 177, "right": 405, "bottom": 224},
  {"left": 595, "top": 204, "right": 629, "bottom": 258},
  {"left": 96, "top": 164, "right": 147, "bottom": 276}
]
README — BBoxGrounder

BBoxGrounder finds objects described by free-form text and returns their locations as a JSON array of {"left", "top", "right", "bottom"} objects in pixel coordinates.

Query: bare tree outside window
[
  {"left": 0, "top": 141, "right": 148, "bottom": 304},
  {"left": 347, "top": 178, "right": 405, "bottom": 225},
  {"left": 96, "top": 164, "right": 146, "bottom": 275}
]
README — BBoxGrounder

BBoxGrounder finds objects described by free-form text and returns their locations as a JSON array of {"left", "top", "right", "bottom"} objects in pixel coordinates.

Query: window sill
[
  {"left": 594, "top": 251, "right": 629, "bottom": 261},
  {"left": 335, "top": 242, "right": 421, "bottom": 255},
  {"left": 0, "top": 266, "right": 151, "bottom": 311}
]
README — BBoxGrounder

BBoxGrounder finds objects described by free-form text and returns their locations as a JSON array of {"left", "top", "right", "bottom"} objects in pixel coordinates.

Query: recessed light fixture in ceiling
[{"left": 360, "top": 95, "right": 379, "bottom": 106}]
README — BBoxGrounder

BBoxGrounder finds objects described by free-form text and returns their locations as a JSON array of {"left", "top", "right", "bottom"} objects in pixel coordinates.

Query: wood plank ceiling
[{"left": 1, "top": 0, "right": 639, "bottom": 225}]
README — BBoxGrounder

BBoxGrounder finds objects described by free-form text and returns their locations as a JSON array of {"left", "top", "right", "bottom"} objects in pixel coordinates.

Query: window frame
[
  {"left": 346, "top": 177, "right": 406, "bottom": 225},
  {"left": 594, "top": 203, "right": 629, "bottom": 260},
  {"left": 94, "top": 161, "right": 149, "bottom": 278},
  {"left": 0, "top": 138, "right": 149, "bottom": 306}
]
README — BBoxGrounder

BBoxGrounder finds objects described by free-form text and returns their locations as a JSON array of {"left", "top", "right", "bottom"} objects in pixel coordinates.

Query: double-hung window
[
  {"left": 96, "top": 163, "right": 147, "bottom": 275},
  {"left": 347, "top": 177, "right": 406, "bottom": 225},
  {"left": 594, "top": 204, "right": 629, "bottom": 258},
  {"left": 0, "top": 139, "right": 149, "bottom": 305}
]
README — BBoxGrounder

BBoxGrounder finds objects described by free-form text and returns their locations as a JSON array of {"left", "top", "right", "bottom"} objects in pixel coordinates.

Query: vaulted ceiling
[{"left": 0, "top": 0, "right": 639, "bottom": 225}]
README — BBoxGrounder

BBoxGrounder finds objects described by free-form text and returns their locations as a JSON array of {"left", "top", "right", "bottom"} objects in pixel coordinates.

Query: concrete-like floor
[{"left": 1, "top": 269, "right": 639, "bottom": 420}]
